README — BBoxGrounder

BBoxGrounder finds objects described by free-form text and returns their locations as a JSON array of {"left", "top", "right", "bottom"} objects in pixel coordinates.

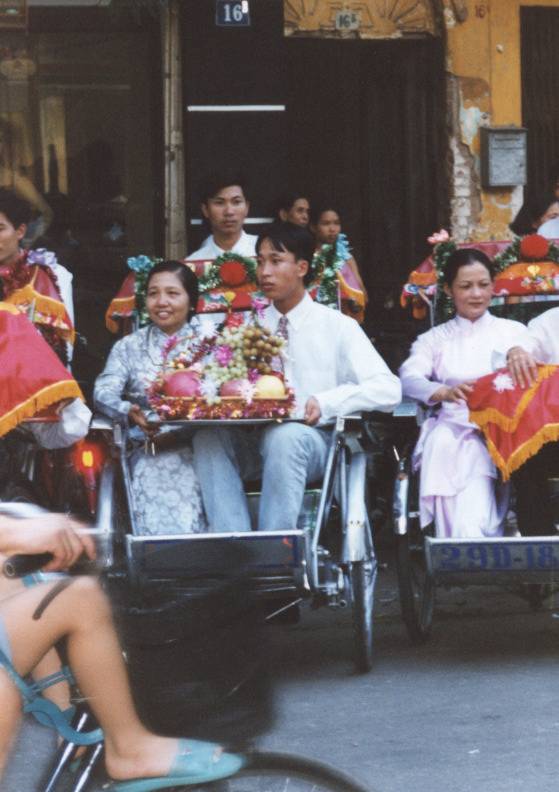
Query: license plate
[{"left": 427, "top": 539, "right": 559, "bottom": 574}]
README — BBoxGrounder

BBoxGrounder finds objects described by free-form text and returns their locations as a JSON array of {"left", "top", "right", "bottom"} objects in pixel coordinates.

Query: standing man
[
  {"left": 506, "top": 307, "right": 559, "bottom": 535},
  {"left": 188, "top": 173, "right": 257, "bottom": 259},
  {"left": 192, "top": 223, "right": 401, "bottom": 533},
  {"left": 274, "top": 191, "right": 310, "bottom": 228}
]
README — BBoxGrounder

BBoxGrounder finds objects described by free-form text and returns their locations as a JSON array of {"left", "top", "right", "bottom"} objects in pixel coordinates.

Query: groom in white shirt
[{"left": 192, "top": 223, "right": 401, "bottom": 533}]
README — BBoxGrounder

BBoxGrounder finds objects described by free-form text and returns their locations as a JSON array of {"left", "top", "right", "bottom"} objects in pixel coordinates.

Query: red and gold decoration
[
  {"left": 0, "top": 250, "right": 74, "bottom": 345},
  {"left": 0, "top": 304, "right": 83, "bottom": 438},
  {"left": 105, "top": 247, "right": 367, "bottom": 333},
  {"left": 468, "top": 366, "right": 559, "bottom": 480},
  {"left": 147, "top": 318, "right": 295, "bottom": 421},
  {"left": 401, "top": 233, "right": 559, "bottom": 322},
  {"left": 492, "top": 235, "right": 559, "bottom": 297}
]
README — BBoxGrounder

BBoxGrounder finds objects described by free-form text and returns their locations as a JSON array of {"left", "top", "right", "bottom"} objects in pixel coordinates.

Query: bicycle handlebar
[{"left": 3, "top": 553, "right": 54, "bottom": 578}]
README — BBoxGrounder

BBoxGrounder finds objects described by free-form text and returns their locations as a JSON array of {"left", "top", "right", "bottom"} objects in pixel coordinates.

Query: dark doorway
[
  {"left": 183, "top": 1, "right": 447, "bottom": 335},
  {"left": 521, "top": 7, "right": 559, "bottom": 207}
]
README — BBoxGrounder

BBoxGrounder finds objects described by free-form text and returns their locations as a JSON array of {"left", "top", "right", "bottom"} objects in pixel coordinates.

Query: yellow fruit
[{"left": 254, "top": 375, "right": 286, "bottom": 399}]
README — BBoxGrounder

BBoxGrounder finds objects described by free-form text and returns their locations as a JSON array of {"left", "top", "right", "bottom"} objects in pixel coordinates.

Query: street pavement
[{"left": 3, "top": 560, "right": 559, "bottom": 792}]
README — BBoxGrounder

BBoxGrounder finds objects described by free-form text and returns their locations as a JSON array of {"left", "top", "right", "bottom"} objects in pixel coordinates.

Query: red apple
[
  {"left": 163, "top": 369, "right": 201, "bottom": 397},
  {"left": 220, "top": 379, "right": 248, "bottom": 397}
]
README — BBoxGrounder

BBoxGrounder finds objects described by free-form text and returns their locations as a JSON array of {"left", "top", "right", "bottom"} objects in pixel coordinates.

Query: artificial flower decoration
[
  {"left": 219, "top": 259, "right": 248, "bottom": 287},
  {"left": 519, "top": 234, "right": 550, "bottom": 261}
]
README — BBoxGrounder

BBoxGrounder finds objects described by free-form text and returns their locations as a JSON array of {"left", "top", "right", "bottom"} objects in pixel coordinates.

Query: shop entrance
[{"left": 183, "top": 1, "right": 448, "bottom": 334}]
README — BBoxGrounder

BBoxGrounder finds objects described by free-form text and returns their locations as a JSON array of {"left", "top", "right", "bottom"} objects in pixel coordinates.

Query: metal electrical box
[{"left": 480, "top": 126, "right": 527, "bottom": 188}]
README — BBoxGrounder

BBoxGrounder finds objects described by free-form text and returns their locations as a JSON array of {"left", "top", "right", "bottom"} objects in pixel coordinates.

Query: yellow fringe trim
[
  {"left": 0, "top": 380, "right": 84, "bottom": 439},
  {"left": 5, "top": 283, "right": 75, "bottom": 342},
  {"left": 469, "top": 365, "right": 558, "bottom": 432},
  {"left": 0, "top": 301, "right": 20, "bottom": 315},
  {"left": 485, "top": 423, "right": 559, "bottom": 481},
  {"left": 105, "top": 295, "right": 135, "bottom": 334}
]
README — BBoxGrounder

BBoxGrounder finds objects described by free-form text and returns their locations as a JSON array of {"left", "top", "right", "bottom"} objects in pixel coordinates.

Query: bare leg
[
  {"left": 1, "top": 577, "right": 185, "bottom": 781},
  {"left": 0, "top": 671, "right": 21, "bottom": 777},
  {"left": 0, "top": 570, "right": 73, "bottom": 714}
]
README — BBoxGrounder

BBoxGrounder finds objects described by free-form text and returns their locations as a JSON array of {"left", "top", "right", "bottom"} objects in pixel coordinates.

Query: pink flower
[
  {"left": 215, "top": 345, "right": 233, "bottom": 366},
  {"left": 162, "top": 334, "right": 179, "bottom": 357},
  {"left": 427, "top": 229, "right": 450, "bottom": 245},
  {"left": 251, "top": 294, "right": 269, "bottom": 320}
]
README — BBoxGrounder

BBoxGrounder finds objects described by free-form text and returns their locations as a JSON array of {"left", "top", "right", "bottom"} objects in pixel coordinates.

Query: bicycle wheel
[
  {"left": 350, "top": 558, "right": 377, "bottom": 673},
  {"left": 173, "top": 751, "right": 375, "bottom": 792},
  {"left": 393, "top": 461, "right": 434, "bottom": 643}
]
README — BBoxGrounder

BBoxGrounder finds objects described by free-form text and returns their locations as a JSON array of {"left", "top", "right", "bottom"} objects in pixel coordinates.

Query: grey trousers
[{"left": 192, "top": 422, "right": 330, "bottom": 532}]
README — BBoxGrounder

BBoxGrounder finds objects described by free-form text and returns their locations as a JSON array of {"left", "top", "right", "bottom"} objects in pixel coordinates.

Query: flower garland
[
  {"left": 197, "top": 252, "right": 257, "bottom": 292},
  {"left": 127, "top": 254, "right": 161, "bottom": 327},
  {"left": 493, "top": 234, "right": 559, "bottom": 272},
  {"left": 310, "top": 243, "right": 344, "bottom": 308}
]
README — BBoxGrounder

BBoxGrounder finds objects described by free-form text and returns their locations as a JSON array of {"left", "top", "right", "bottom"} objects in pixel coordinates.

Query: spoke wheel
[
  {"left": 350, "top": 558, "right": 377, "bottom": 673},
  {"left": 176, "top": 751, "right": 375, "bottom": 792},
  {"left": 393, "top": 461, "right": 434, "bottom": 644}
]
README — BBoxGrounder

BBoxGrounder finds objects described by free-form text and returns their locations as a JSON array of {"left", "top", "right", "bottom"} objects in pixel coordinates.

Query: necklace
[{"left": 145, "top": 323, "right": 195, "bottom": 367}]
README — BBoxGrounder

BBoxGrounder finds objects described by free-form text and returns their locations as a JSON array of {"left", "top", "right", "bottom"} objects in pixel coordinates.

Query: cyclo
[
  {"left": 97, "top": 252, "right": 396, "bottom": 676},
  {"left": 394, "top": 235, "right": 559, "bottom": 642}
]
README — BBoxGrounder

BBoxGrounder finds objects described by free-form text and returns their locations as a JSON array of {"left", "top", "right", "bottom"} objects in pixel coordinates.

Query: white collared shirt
[
  {"left": 188, "top": 230, "right": 258, "bottom": 260},
  {"left": 262, "top": 293, "right": 401, "bottom": 421},
  {"left": 525, "top": 307, "right": 559, "bottom": 364}
]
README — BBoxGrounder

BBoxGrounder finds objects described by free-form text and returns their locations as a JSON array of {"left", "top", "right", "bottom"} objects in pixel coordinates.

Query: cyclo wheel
[
  {"left": 350, "top": 558, "right": 377, "bottom": 673},
  {"left": 176, "top": 750, "right": 374, "bottom": 792},
  {"left": 393, "top": 458, "right": 434, "bottom": 644}
]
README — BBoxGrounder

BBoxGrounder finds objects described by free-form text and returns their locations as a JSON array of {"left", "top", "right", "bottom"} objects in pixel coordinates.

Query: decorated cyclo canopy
[
  {"left": 401, "top": 231, "right": 559, "bottom": 320},
  {"left": 105, "top": 247, "right": 367, "bottom": 334},
  {"left": 0, "top": 303, "right": 83, "bottom": 438},
  {"left": 0, "top": 249, "right": 74, "bottom": 345}
]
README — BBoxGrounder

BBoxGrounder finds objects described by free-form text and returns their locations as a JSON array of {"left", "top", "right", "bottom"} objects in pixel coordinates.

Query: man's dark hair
[
  {"left": 273, "top": 190, "right": 309, "bottom": 217},
  {"left": 256, "top": 222, "right": 316, "bottom": 285},
  {"left": 0, "top": 188, "right": 31, "bottom": 228},
  {"left": 199, "top": 171, "right": 248, "bottom": 205}
]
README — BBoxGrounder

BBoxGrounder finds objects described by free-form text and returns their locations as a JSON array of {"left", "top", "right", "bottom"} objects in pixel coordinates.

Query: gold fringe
[
  {"left": 0, "top": 301, "right": 20, "bottom": 315},
  {"left": 484, "top": 423, "right": 559, "bottom": 481},
  {"left": 5, "top": 284, "right": 75, "bottom": 342},
  {"left": 105, "top": 296, "right": 135, "bottom": 334},
  {"left": 0, "top": 380, "right": 84, "bottom": 439},
  {"left": 469, "top": 365, "right": 558, "bottom": 432}
]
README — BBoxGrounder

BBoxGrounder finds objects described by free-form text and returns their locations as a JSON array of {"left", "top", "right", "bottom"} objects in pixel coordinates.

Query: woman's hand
[
  {"left": 506, "top": 346, "right": 538, "bottom": 388},
  {"left": 430, "top": 382, "right": 475, "bottom": 404},
  {"left": 128, "top": 404, "right": 158, "bottom": 437},
  {"left": 1, "top": 514, "right": 96, "bottom": 572}
]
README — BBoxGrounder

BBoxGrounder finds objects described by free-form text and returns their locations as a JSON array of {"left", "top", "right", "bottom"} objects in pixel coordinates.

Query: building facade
[{"left": 0, "top": 0, "right": 558, "bottom": 347}]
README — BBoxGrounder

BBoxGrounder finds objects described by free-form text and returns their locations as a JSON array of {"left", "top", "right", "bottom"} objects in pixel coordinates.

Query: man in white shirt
[
  {"left": 506, "top": 307, "right": 559, "bottom": 535},
  {"left": 188, "top": 174, "right": 258, "bottom": 260},
  {"left": 192, "top": 224, "right": 401, "bottom": 533}
]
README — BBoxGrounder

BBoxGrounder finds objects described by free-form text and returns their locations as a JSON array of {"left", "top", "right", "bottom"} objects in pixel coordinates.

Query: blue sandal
[{"left": 108, "top": 739, "right": 245, "bottom": 791}]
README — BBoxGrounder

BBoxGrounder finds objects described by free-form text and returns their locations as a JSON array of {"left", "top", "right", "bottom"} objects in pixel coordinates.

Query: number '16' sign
[{"left": 216, "top": 0, "right": 251, "bottom": 27}]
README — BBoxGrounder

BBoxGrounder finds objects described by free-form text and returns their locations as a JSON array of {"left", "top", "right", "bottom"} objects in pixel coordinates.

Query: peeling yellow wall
[{"left": 446, "top": 0, "right": 559, "bottom": 240}]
